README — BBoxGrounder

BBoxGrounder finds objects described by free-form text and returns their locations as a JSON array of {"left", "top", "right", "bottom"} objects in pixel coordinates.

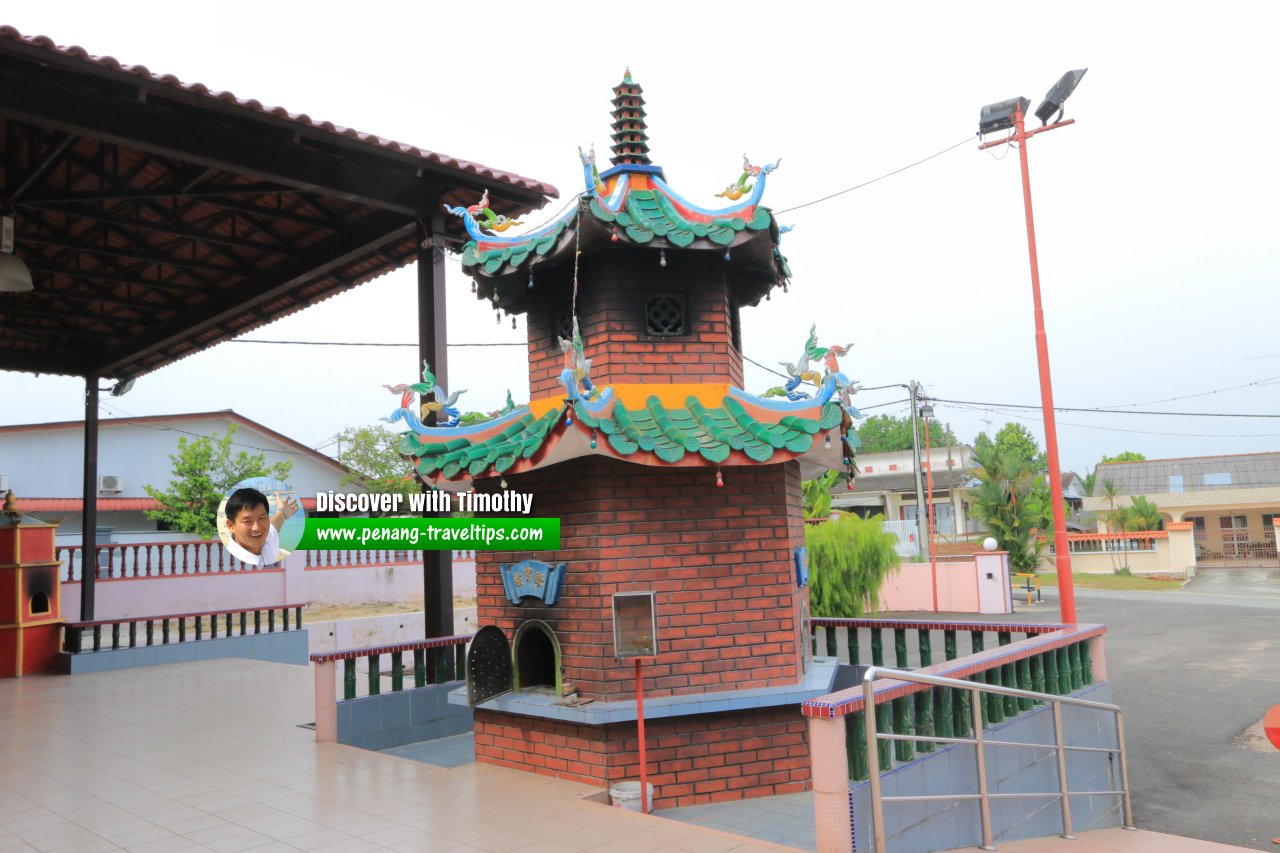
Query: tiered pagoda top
[
  {"left": 393, "top": 73, "right": 861, "bottom": 491},
  {"left": 610, "top": 69, "right": 651, "bottom": 166}
]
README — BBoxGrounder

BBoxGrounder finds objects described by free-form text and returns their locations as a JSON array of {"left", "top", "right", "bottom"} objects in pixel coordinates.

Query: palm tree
[
  {"left": 1120, "top": 496, "right": 1163, "bottom": 532},
  {"left": 967, "top": 444, "right": 1045, "bottom": 573},
  {"left": 1099, "top": 479, "right": 1124, "bottom": 532}
]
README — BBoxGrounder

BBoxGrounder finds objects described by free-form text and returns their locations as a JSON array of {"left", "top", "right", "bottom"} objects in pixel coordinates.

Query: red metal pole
[
  {"left": 636, "top": 658, "right": 649, "bottom": 813},
  {"left": 1013, "top": 105, "right": 1078, "bottom": 624},
  {"left": 925, "top": 415, "right": 938, "bottom": 611}
]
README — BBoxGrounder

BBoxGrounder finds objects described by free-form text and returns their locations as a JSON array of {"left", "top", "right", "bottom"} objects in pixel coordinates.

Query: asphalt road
[{"left": 998, "top": 571, "right": 1280, "bottom": 850}]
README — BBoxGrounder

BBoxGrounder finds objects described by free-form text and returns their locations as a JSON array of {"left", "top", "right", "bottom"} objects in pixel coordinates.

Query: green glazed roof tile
[{"left": 402, "top": 393, "right": 838, "bottom": 482}]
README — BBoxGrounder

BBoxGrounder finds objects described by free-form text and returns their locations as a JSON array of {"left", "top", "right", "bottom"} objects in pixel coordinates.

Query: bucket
[{"left": 609, "top": 781, "right": 654, "bottom": 813}]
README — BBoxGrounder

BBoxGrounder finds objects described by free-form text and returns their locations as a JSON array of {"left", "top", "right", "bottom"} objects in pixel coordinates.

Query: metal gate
[{"left": 466, "top": 625, "right": 513, "bottom": 707}]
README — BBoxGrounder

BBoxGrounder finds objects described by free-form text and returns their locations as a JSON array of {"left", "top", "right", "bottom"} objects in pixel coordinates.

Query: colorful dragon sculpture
[
  {"left": 716, "top": 155, "right": 782, "bottom": 200},
  {"left": 382, "top": 360, "right": 466, "bottom": 428},
  {"left": 776, "top": 325, "right": 859, "bottom": 410},
  {"left": 442, "top": 190, "right": 524, "bottom": 235},
  {"left": 558, "top": 318, "right": 596, "bottom": 402}
]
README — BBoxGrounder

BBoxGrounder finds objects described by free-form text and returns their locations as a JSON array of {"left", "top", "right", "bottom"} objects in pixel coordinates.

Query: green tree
[
  {"left": 1097, "top": 479, "right": 1125, "bottom": 531},
  {"left": 806, "top": 514, "right": 901, "bottom": 617},
  {"left": 974, "top": 422, "right": 1047, "bottom": 474},
  {"left": 1117, "top": 495, "right": 1162, "bottom": 532},
  {"left": 335, "top": 424, "right": 418, "bottom": 511},
  {"left": 144, "top": 424, "right": 293, "bottom": 539},
  {"left": 803, "top": 470, "right": 840, "bottom": 519},
  {"left": 965, "top": 443, "right": 1049, "bottom": 573},
  {"left": 855, "top": 414, "right": 958, "bottom": 454}
]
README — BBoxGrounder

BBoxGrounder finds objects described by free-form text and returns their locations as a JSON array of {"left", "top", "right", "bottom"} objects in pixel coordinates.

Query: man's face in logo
[{"left": 228, "top": 503, "right": 270, "bottom": 555}]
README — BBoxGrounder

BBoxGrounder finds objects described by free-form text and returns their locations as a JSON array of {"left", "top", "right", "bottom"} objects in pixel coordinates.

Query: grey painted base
[
  {"left": 58, "top": 630, "right": 310, "bottom": 674},
  {"left": 853, "top": 682, "right": 1122, "bottom": 853},
  {"left": 338, "top": 681, "right": 473, "bottom": 752}
]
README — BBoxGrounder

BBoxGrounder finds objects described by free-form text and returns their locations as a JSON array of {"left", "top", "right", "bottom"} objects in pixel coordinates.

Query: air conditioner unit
[
  {"left": 98, "top": 475, "right": 124, "bottom": 494},
  {"left": 0, "top": 474, "right": 9, "bottom": 493}
]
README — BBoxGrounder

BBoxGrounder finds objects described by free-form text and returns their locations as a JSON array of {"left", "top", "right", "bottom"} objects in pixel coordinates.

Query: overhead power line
[
  {"left": 931, "top": 397, "right": 1279, "bottom": 419},
  {"left": 773, "top": 138, "right": 973, "bottom": 215},
  {"left": 232, "top": 339, "right": 524, "bottom": 348}
]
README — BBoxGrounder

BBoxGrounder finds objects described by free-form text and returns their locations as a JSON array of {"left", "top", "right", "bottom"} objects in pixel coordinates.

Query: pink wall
[{"left": 877, "top": 552, "right": 1011, "bottom": 615}]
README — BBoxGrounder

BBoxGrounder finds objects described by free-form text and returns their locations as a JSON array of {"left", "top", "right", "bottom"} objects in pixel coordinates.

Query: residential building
[
  {"left": 1082, "top": 452, "right": 1279, "bottom": 566},
  {"left": 0, "top": 411, "right": 351, "bottom": 545},
  {"left": 833, "top": 445, "right": 981, "bottom": 539}
]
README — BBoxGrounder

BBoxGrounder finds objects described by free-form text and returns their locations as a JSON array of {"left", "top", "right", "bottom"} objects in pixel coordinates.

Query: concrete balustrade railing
[
  {"left": 804, "top": 618, "right": 1108, "bottom": 853},
  {"left": 57, "top": 541, "right": 477, "bottom": 581},
  {"left": 309, "top": 634, "right": 473, "bottom": 743},
  {"left": 63, "top": 603, "right": 306, "bottom": 652}
]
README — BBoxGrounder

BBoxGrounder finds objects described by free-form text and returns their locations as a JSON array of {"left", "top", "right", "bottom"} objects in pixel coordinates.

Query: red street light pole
[{"left": 979, "top": 108, "right": 1078, "bottom": 624}]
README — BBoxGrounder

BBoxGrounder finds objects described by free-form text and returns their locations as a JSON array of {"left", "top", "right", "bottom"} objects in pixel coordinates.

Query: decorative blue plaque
[
  {"left": 499, "top": 560, "right": 567, "bottom": 606},
  {"left": 794, "top": 546, "right": 809, "bottom": 588}
]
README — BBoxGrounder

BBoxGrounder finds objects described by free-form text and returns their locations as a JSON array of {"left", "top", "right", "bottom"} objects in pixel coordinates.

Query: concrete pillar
[
  {"left": 809, "top": 715, "right": 853, "bottom": 853},
  {"left": 314, "top": 659, "right": 337, "bottom": 742},
  {"left": 1089, "top": 635, "right": 1107, "bottom": 681},
  {"left": 283, "top": 550, "right": 307, "bottom": 606},
  {"left": 1165, "top": 521, "right": 1196, "bottom": 578}
]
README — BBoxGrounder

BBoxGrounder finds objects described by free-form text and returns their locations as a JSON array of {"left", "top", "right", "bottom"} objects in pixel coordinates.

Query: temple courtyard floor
[{"left": 2, "top": 571, "right": 1275, "bottom": 852}]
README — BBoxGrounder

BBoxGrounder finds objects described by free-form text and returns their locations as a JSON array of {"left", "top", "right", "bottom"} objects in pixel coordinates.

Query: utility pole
[{"left": 908, "top": 381, "right": 930, "bottom": 563}]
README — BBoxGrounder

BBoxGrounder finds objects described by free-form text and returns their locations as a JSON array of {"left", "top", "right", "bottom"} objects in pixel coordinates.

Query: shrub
[{"left": 807, "top": 513, "right": 901, "bottom": 617}]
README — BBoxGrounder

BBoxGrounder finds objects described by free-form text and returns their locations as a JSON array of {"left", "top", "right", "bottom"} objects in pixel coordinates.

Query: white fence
[{"left": 880, "top": 520, "right": 921, "bottom": 557}]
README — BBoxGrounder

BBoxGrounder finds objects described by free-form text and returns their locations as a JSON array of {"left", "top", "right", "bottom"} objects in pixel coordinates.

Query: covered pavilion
[{"left": 0, "top": 25, "right": 559, "bottom": 639}]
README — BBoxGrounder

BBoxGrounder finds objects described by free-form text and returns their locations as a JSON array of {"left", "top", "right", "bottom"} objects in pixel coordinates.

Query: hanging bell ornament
[
  {"left": 495, "top": 311, "right": 501, "bottom": 324},
  {"left": 528, "top": 272, "right": 535, "bottom": 290},
  {"left": 723, "top": 249, "right": 731, "bottom": 262},
  {"left": 500, "top": 478, "right": 509, "bottom": 490},
  {"left": 511, "top": 315, "right": 517, "bottom": 330},
  {"left": 824, "top": 433, "right": 831, "bottom": 449},
  {"left": 590, "top": 432, "right": 597, "bottom": 450},
  {"left": 659, "top": 250, "right": 667, "bottom": 268},
  {"left": 715, "top": 468, "right": 724, "bottom": 488},
  {"left": 611, "top": 230, "right": 619, "bottom": 242},
  {"left": 471, "top": 281, "right": 477, "bottom": 293}
]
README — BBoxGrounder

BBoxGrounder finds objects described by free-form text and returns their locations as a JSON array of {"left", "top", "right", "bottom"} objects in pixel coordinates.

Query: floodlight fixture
[
  {"left": 0, "top": 214, "right": 33, "bottom": 294},
  {"left": 978, "top": 97, "right": 1029, "bottom": 136},
  {"left": 918, "top": 401, "right": 934, "bottom": 419},
  {"left": 1034, "top": 68, "right": 1088, "bottom": 126},
  {"left": 111, "top": 378, "right": 136, "bottom": 397}
]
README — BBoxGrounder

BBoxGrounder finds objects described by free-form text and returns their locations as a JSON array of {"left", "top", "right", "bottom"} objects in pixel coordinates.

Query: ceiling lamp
[{"left": 0, "top": 214, "right": 34, "bottom": 293}]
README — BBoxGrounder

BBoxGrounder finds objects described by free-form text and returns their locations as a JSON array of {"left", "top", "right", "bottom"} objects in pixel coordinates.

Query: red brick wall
[
  {"left": 525, "top": 248, "right": 744, "bottom": 398},
  {"left": 476, "top": 457, "right": 807, "bottom": 702},
  {"left": 473, "top": 706, "right": 810, "bottom": 808}
]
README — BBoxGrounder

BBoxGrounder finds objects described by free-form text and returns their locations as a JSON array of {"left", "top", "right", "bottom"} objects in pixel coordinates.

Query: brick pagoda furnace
[{"left": 393, "top": 72, "right": 862, "bottom": 808}]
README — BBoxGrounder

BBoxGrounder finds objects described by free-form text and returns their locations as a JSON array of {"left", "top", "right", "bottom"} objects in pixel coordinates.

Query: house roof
[
  {"left": 0, "top": 410, "right": 347, "bottom": 474},
  {"left": 1095, "top": 452, "right": 1280, "bottom": 494},
  {"left": 844, "top": 469, "right": 976, "bottom": 495},
  {"left": 0, "top": 26, "right": 558, "bottom": 381}
]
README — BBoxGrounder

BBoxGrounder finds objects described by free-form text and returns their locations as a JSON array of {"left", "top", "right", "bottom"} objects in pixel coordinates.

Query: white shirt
[{"left": 227, "top": 524, "right": 280, "bottom": 568}]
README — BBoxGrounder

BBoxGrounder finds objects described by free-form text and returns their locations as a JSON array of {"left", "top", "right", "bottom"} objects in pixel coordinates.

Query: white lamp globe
[{"left": 982, "top": 537, "right": 998, "bottom": 552}]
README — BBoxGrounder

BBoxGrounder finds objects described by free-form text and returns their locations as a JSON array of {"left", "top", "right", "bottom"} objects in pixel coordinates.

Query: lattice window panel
[{"left": 645, "top": 295, "right": 686, "bottom": 337}]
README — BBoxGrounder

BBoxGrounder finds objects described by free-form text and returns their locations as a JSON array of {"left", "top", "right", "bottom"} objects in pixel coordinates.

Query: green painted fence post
[
  {"left": 343, "top": 659, "right": 356, "bottom": 700},
  {"left": 847, "top": 712, "right": 869, "bottom": 781},
  {"left": 871, "top": 628, "right": 885, "bottom": 667},
  {"left": 391, "top": 652, "right": 404, "bottom": 692},
  {"left": 916, "top": 631, "right": 934, "bottom": 753},
  {"left": 810, "top": 624, "right": 818, "bottom": 658},
  {"left": 1044, "top": 648, "right": 1060, "bottom": 695},
  {"left": 414, "top": 649, "right": 426, "bottom": 688},
  {"left": 847, "top": 626, "right": 860, "bottom": 667},
  {"left": 826, "top": 626, "right": 838, "bottom": 659},
  {"left": 1081, "top": 641, "right": 1093, "bottom": 685},
  {"left": 954, "top": 681, "right": 972, "bottom": 738},
  {"left": 893, "top": 694, "right": 914, "bottom": 762},
  {"left": 936, "top": 685, "right": 953, "bottom": 739},
  {"left": 986, "top": 663, "right": 1005, "bottom": 724},
  {"left": 1068, "top": 643, "right": 1084, "bottom": 690},
  {"left": 894, "top": 628, "right": 908, "bottom": 668},
  {"left": 146, "top": 621, "right": 154, "bottom": 647},
  {"left": 1017, "top": 657, "right": 1034, "bottom": 710},
  {"left": 875, "top": 701, "right": 893, "bottom": 769},
  {"left": 1057, "top": 647, "right": 1072, "bottom": 694},
  {"left": 368, "top": 654, "right": 381, "bottom": 696}
]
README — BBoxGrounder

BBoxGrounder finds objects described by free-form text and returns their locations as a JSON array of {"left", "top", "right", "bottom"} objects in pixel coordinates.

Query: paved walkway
[
  {"left": 991, "top": 827, "right": 1257, "bottom": 852},
  {"left": 0, "top": 659, "right": 796, "bottom": 852}
]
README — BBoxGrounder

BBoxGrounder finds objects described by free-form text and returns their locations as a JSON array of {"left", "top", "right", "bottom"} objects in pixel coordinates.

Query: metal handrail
[{"left": 861, "top": 665, "right": 1136, "bottom": 852}]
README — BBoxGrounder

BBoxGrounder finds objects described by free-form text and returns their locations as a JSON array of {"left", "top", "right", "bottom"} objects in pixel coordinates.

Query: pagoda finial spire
[{"left": 610, "top": 69, "right": 651, "bottom": 167}]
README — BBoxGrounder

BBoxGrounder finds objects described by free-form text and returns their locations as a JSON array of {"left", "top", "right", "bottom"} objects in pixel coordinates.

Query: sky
[{"left": 2, "top": 2, "right": 1278, "bottom": 475}]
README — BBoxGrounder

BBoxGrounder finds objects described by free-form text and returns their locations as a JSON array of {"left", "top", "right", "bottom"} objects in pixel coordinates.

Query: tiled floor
[
  {"left": 383, "top": 733, "right": 476, "bottom": 770},
  {"left": 991, "top": 828, "right": 1257, "bottom": 852},
  {"left": 662, "top": 793, "right": 815, "bottom": 851},
  {"left": 0, "top": 659, "right": 799, "bottom": 852}
]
